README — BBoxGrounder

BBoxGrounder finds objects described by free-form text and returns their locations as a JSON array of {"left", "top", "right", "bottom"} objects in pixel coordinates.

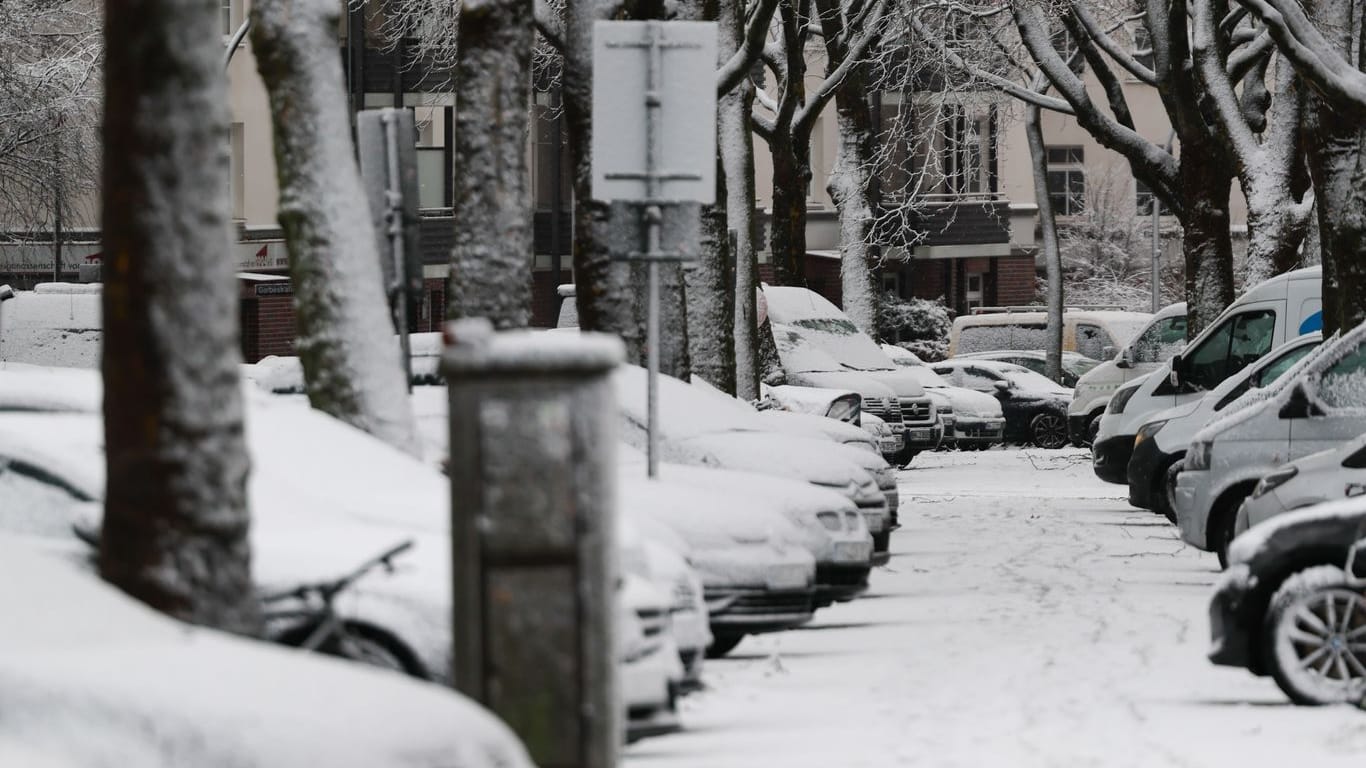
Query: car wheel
[
  {"left": 1030, "top": 412, "right": 1068, "bottom": 449},
  {"left": 1152, "top": 459, "right": 1182, "bottom": 524},
  {"left": 705, "top": 632, "right": 745, "bottom": 659},
  {"left": 1211, "top": 493, "right": 1249, "bottom": 569},
  {"left": 1263, "top": 566, "right": 1366, "bottom": 705},
  {"left": 275, "top": 622, "right": 422, "bottom": 677},
  {"left": 1086, "top": 413, "right": 1102, "bottom": 446},
  {"left": 899, "top": 450, "right": 919, "bottom": 468}
]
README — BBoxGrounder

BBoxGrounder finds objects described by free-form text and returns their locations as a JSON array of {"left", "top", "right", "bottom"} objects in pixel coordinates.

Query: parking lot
[{"left": 626, "top": 448, "right": 1366, "bottom": 768}]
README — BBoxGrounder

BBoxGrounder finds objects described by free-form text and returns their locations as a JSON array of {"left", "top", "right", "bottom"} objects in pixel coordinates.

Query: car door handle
[{"left": 1347, "top": 483, "right": 1366, "bottom": 498}]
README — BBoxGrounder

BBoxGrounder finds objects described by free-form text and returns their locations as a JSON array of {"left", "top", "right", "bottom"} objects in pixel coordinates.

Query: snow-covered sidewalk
[{"left": 626, "top": 448, "right": 1366, "bottom": 767}]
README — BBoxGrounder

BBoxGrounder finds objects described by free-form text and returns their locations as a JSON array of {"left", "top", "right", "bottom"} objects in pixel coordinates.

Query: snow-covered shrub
[{"left": 877, "top": 293, "right": 951, "bottom": 362}]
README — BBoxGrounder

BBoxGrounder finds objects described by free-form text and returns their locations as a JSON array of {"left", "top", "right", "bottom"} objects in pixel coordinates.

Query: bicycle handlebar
[{"left": 262, "top": 539, "right": 416, "bottom": 604}]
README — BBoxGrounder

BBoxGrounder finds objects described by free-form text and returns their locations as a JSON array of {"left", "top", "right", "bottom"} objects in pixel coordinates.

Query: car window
[
  {"left": 1075, "top": 324, "right": 1112, "bottom": 361},
  {"left": 1251, "top": 342, "right": 1317, "bottom": 388},
  {"left": 1184, "top": 309, "right": 1275, "bottom": 391},
  {"left": 958, "top": 324, "right": 1047, "bottom": 354},
  {"left": 1013, "top": 357, "right": 1046, "bottom": 375},
  {"left": 1316, "top": 341, "right": 1366, "bottom": 410},
  {"left": 1131, "top": 315, "right": 1188, "bottom": 363},
  {"left": 960, "top": 367, "right": 1001, "bottom": 391},
  {"left": 0, "top": 460, "right": 95, "bottom": 538}
]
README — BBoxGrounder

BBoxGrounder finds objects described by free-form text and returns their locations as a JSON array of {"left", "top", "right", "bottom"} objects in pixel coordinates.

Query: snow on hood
[
  {"left": 880, "top": 344, "right": 924, "bottom": 366},
  {"left": 760, "top": 383, "right": 858, "bottom": 416},
  {"left": 762, "top": 290, "right": 900, "bottom": 373},
  {"left": 1226, "top": 495, "right": 1366, "bottom": 567},
  {"left": 784, "top": 369, "right": 899, "bottom": 398},
  {"left": 753, "top": 409, "right": 877, "bottom": 450},
  {"left": 932, "top": 386, "right": 1003, "bottom": 419},
  {"left": 888, "top": 361, "right": 949, "bottom": 389},
  {"left": 663, "top": 431, "right": 872, "bottom": 489},
  {"left": 614, "top": 363, "right": 770, "bottom": 440},
  {"left": 0, "top": 362, "right": 102, "bottom": 412},
  {"left": 620, "top": 470, "right": 799, "bottom": 549},
  {"left": 0, "top": 536, "right": 533, "bottom": 768}
]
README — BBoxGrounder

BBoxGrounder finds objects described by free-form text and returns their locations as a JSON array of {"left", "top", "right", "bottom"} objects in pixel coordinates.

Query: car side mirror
[
  {"left": 1278, "top": 384, "right": 1320, "bottom": 419},
  {"left": 993, "top": 380, "right": 1012, "bottom": 397},
  {"left": 1168, "top": 353, "right": 1183, "bottom": 387}
]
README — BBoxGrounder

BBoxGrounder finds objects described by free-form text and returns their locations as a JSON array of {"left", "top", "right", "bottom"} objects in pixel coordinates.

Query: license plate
[
  {"left": 879, "top": 436, "right": 902, "bottom": 452},
  {"left": 908, "top": 429, "right": 930, "bottom": 440},
  {"left": 833, "top": 541, "right": 868, "bottom": 563},
  {"left": 766, "top": 564, "right": 810, "bottom": 590}
]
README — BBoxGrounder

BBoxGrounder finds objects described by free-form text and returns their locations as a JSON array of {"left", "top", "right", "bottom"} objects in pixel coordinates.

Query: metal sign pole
[{"left": 643, "top": 22, "right": 664, "bottom": 479}]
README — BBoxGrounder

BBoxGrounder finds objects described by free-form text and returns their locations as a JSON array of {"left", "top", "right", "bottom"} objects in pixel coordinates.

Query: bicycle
[{"left": 262, "top": 538, "right": 423, "bottom": 678}]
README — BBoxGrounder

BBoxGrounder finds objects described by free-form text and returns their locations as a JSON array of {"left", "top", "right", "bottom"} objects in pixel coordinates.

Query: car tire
[
  {"left": 1152, "top": 460, "right": 1182, "bottom": 524},
  {"left": 1262, "top": 565, "right": 1366, "bottom": 706},
  {"left": 1086, "top": 413, "right": 1102, "bottom": 446},
  {"left": 897, "top": 449, "right": 920, "bottom": 468},
  {"left": 705, "top": 632, "right": 745, "bottom": 659},
  {"left": 1030, "top": 412, "right": 1068, "bottom": 449},
  {"left": 1211, "top": 491, "right": 1250, "bottom": 569}
]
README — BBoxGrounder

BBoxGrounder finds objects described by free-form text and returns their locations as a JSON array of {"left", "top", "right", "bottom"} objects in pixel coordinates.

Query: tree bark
[
  {"left": 100, "top": 0, "right": 259, "bottom": 633},
  {"left": 252, "top": 0, "right": 419, "bottom": 455},
  {"left": 768, "top": 133, "right": 811, "bottom": 286},
  {"left": 1026, "top": 103, "right": 1064, "bottom": 383},
  {"left": 828, "top": 65, "right": 879, "bottom": 335},
  {"left": 1180, "top": 146, "right": 1238, "bottom": 335},
  {"left": 719, "top": 9, "right": 761, "bottom": 399},
  {"left": 449, "top": 0, "right": 536, "bottom": 328}
]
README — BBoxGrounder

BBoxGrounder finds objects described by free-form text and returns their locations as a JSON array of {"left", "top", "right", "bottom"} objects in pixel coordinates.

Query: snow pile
[{"left": 0, "top": 535, "right": 533, "bottom": 768}]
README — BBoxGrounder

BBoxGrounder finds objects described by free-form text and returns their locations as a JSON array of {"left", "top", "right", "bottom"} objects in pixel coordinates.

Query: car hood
[
  {"left": 668, "top": 431, "right": 873, "bottom": 488},
  {"left": 1226, "top": 496, "right": 1366, "bottom": 568},
  {"left": 852, "top": 369, "right": 928, "bottom": 398},
  {"left": 753, "top": 409, "right": 876, "bottom": 450},
  {"left": 928, "top": 385, "right": 1002, "bottom": 418},
  {"left": 785, "top": 370, "right": 899, "bottom": 398},
  {"left": 619, "top": 472, "right": 797, "bottom": 548}
]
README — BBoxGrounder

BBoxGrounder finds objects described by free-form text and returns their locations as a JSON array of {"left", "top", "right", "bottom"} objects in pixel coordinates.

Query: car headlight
[
  {"left": 1108, "top": 384, "right": 1140, "bottom": 415},
  {"left": 816, "top": 511, "right": 844, "bottom": 531},
  {"left": 1251, "top": 465, "right": 1298, "bottom": 499},
  {"left": 1185, "top": 441, "right": 1212, "bottom": 471},
  {"left": 826, "top": 395, "right": 861, "bottom": 424},
  {"left": 1133, "top": 419, "right": 1167, "bottom": 448}
]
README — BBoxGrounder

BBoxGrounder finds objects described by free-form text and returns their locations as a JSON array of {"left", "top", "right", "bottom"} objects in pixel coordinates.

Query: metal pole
[
  {"left": 53, "top": 132, "right": 62, "bottom": 284},
  {"left": 1150, "top": 193, "right": 1160, "bottom": 313},
  {"left": 381, "top": 111, "right": 413, "bottom": 390},
  {"left": 644, "top": 22, "right": 663, "bottom": 479},
  {"left": 550, "top": 85, "right": 564, "bottom": 287}
]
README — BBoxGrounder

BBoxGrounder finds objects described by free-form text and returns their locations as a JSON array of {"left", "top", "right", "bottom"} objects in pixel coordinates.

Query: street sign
[{"left": 591, "top": 21, "right": 717, "bottom": 205}]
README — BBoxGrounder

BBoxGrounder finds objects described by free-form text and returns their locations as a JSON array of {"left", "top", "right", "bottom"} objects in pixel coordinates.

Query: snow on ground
[{"left": 626, "top": 448, "right": 1366, "bottom": 768}]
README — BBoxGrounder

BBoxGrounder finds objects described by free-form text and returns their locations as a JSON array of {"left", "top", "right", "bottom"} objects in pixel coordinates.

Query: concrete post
[{"left": 443, "top": 318, "right": 624, "bottom": 768}]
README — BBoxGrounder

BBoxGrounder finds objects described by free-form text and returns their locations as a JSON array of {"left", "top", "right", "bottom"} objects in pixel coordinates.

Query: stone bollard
[{"left": 442, "top": 318, "right": 623, "bottom": 768}]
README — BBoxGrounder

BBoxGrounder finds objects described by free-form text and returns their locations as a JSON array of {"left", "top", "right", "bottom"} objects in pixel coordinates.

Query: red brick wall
[
  {"left": 758, "top": 255, "right": 844, "bottom": 307},
  {"left": 994, "top": 254, "right": 1038, "bottom": 306},
  {"left": 256, "top": 295, "right": 297, "bottom": 358}
]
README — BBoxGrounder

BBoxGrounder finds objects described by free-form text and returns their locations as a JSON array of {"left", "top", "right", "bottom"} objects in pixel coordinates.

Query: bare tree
[
  {"left": 0, "top": 0, "right": 101, "bottom": 243},
  {"left": 100, "top": 0, "right": 258, "bottom": 634},
  {"left": 252, "top": 0, "right": 420, "bottom": 455}
]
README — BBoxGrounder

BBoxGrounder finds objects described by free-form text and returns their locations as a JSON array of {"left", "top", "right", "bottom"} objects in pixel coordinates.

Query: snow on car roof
[
  {"left": 0, "top": 535, "right": 532, "bottom": 768},
  {"left": 0, "top": 362, "right": 102, "bottom": 412},
  {"left": 934, "top": 358, "right": 1070, "bottom": 394},
  {"left": 614, "top": 363, "right": 769, "bottom": 439}
]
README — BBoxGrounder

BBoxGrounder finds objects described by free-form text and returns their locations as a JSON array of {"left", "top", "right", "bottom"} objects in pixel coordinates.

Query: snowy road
[{"left": 625, "top": 448, "right": 1366, "bottom": 767}]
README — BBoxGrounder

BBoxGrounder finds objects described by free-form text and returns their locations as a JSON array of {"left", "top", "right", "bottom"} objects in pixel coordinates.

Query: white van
[
  {"left": 1067, "top": 302, "right": 1187, "bottom": 445},
  {"left": 1091, "top": 267, "right": 1323, "bottom": 485},
  {"left": 761, "top": 287, "right": 939, "bottom": 463},
  {"left": 1174, "top": 320, "right": 1366, "bottom": 565},
  {"left": 1125, "top": 333, "right": 1322, "bottom": 521},
  {"left": 949, "top": 308, "right": 1152, "bottom": 360}
]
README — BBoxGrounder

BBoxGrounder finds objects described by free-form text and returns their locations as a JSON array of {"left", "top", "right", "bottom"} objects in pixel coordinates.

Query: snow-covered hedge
[{"left": 877, "top": 293, "right": 951, "bottom": 362}]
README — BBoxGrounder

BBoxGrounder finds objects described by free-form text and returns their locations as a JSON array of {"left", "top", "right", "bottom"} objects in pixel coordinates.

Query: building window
[
  {"left": 221, "top": 0, "right": 238, "bottom": 35},
  {"left": 882, "top": 272, "right": 900, "bottom": 296},
  {"left": 965, "top": 272, "right": 985, "bottom": 309},
  {"left": 530, "top": 92, "right": 573, "bottom": 212},
  {"left": 230, "top": 122, "right": 245, "bottom": 220},
  {"left": 1045, "top": 146, "right": 1085, "bottom": 216},
  {"left": 1051, "top": 25, "right": 1085, "bottom": 75},
  {"left": 1136, "top": 179, "right": 1157, "bottom": 216},
  {"left": 1131, "top": 23, "right": 1154, "bottom": 71}
]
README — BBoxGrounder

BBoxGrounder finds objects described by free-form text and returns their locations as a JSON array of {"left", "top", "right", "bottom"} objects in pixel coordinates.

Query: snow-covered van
[
  {"left": 1092, "top": 267, "right": 1323, "bottom": 486},
  {"left": 948, "top": 308, "right": 1152, "bottom": 360},
  {"left": 762, "top": 286, "right": 939, "bottom": 463},
  {"left": 1174, "top": 320, "right": 1366, "bottom": 566},
  {"left": 1067, "top": 302, "right": 1187, "bottom": 445}
]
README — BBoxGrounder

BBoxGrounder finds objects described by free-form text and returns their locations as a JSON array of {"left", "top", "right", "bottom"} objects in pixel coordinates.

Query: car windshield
[
  {"left": 785, "top": 317, "right": 896, "bottom": 371},
  {"left": 771, "top": 324, "right": 848, "bottom": 374},
  {"left": 900, "top": 365, "right": 949, "bottom": 388},
  {"left": 1065, "top": 356, "right": 1101, "bottom": 376},
  {"left": 1000, "top": 366, "right": 1066, "bottom": 392}
]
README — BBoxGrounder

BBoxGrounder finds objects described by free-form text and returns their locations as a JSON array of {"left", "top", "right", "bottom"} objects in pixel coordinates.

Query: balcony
[{"left": 874, "top": 193, "right": 1012, "bottom": 257}]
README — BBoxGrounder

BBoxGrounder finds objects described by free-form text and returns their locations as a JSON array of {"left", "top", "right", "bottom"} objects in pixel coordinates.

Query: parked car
[
  {"left": 1237, "top": 432, "right": 1366, "bottom": 538},
  {"left": 955, "top": 349, "right": 1101, "bottom": 387},
  {"left": 1067, "top": 302, "right": 1187, "bottom": 445},
  {"left": 1175, "top": 322, "right": 1366, "bottom": 566},
  {"left": 1209, "top": 499, "right": 1366, "bottom": 705},
  {"left": 618, "top": 513, "right": 707, "bottom": 702},
  {"left": 0, "top": 535, "right": 534, "bottom": 767},
  {"left": 1124, "top": 333, "right": 1322, "bottom": 520},
  {"left": 948, "top": 307, "right": 1152, "bottom": 360},
  {"left": 882, "top": 345, "right": 1006, "bottom": 449},
  {"left": 930, "top": 359, "right": 1073, "bottom": 448},
  {"left": 761, "top": 383, "right": 862, "bottom": 425},
  {"left": 1091, "top": 267, "right": 1323, "bottom": 481},
  {"left": 762, "top": 286, "right": 941, "bottom": 461},
  {"left": 612, "top": 364, "right": 898, "bottom": 563},
  {"left": 618, "top": 570, "right": 685, "bottom": 739}
]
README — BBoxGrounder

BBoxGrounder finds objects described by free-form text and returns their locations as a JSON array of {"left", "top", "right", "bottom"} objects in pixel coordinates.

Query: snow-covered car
[
  {"left": 1067, "top": 302, "right": 1187, "bottom": 445},
  {"left": 1175, "top": 323, "right": 1366, "bottom": 566},
  {"left": 882, "top": 345, "right": 1006, "bottom": 449},
  {"left": 1237, "top": 432, "right": 1366, "bottom": 538},
  {"left": 930, "top": 359, "right": 1073, "bottom": 449},
  {"left": 618, "top": 571, "right": 684, "bottom": 739},
  {"left": 761, "top": 382, "right": 904, "bottom": 461},
  {"left": 1209, "top": 499, "right": 1366, "bottom": 705},
  {"left": 619, "top": 467, "right": 819, "bottom": 658},
  {"left": 0, "top": 535, "right": 533, "bottom": 767},
  {"left": 763, "top": 286, "right": 941, "bottom": 461},
  {"left": 954, "top": 349, "right": 1102, "bottom": 387},
  {"left": 613, "top": 364, "right": 897, "bottom": 563},
  {"left": 1126, "top": 333, "right": 1322, "bottom": 520}
]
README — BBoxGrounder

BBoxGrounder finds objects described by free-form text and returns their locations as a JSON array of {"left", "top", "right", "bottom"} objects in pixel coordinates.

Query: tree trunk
[
  {"left": 448, "top": 0, "right": 535, "bottom": 328},
  {"left": 1026, "top": 103, "right": 1064, "bottom": 383},
  {"left": 100, "top": 0, "right": 258, "bottom": 633},
  {"left": 1178, "top": 148, "right": 1237, "bottom": 336},
  {"left": 828, "top": 66, "right": 879, "bottom": 335},
  {"left": 1301, "top": 0, "right": 1366, "bottom": 336},
  {"left": 768, "top": 133, "right": 810, "bottom": 286},
  {"left": 719, "top": 12, "right": 760, "bottom": 399},
  {"left": 251, "top": 0, "right": 418, "bottom": 456}
]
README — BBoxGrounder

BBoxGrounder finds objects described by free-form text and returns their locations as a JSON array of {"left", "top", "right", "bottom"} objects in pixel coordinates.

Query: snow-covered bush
[{"left": 877, "top": 293, "right": 951, "bottom": 362}]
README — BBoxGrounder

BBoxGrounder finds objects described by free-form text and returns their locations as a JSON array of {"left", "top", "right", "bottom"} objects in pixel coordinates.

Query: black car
[
  {"left": 955, "top": 350, "right": 1102, "bottom": 387},
  {"left": 1210, "top": 501, "right": 1366, "bottom": 705},
  {"left": 931, "top": 360, "right": 1073, "bottom": 448}
]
